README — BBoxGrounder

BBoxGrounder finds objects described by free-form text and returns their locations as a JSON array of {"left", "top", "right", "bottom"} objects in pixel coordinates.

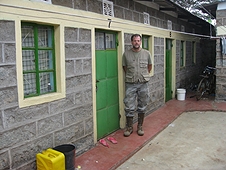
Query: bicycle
[{"left": 196, "top": 66, "right": 216, "bottom": 101}]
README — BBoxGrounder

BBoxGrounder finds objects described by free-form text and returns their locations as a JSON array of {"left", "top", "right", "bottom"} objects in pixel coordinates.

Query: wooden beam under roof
[{"left": 159, "top": 7, "right": 176, "bottom": 11}]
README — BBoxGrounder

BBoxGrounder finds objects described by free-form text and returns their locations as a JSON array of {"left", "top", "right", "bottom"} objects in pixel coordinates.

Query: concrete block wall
[
  {"left": 0, "top": 0, "right": 217, "bottom": 169},
  {"left": 51, "top": 0, "right": 204, "bottom": 35},
  {"left": 215, "top": 39, "right": 226, "bottom": 100},
  {"left": 0, "top": 20, "right": 17, "bottom": 170},
  {"left": 124, "top": 33, "right": 165, "bottom": 121},
  {"left": 175, "top": 38, "right": 215, "bottom": 92},
  {"left": 184, "top": 41, "right": 199, "bottom": 89},
  {"left": 149, "top": 37, "right": 165, "bottom": 110},
  {"left": 64, "top": 27, "right": 93, "bottom": 155},
  {"left": 0, "top": 21, "right": 93, "bottom": 170},
  {"left": 215, "top": 9, "right": 226, "bottom": 101}
]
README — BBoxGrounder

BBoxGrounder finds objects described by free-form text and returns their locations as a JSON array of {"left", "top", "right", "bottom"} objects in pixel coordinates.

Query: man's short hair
[{"left": 131, "top": 34, "right": 142, "bottom": 41}]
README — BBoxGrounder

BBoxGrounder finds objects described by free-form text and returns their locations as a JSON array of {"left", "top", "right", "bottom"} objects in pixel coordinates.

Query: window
[
  {"left": 142, "top": 36, "right": 149, "bottom": 50},
  {"left": 18, "top": 21, "right": 65, "bottom": 108},
  {"left": 95, "top": 32, "right": 116, "bottom": 50},
  {"left": 22, "top": 23, "right": 56, "bottom": 98},
  {"left": 180, "top": 40, "right": 185, "bottom": 67},
  {"left": 142, "top": 35, "right": 154, "bottom": 76},
  {"left": 192, "top": 41, "right": 196, "bottom": 64}
]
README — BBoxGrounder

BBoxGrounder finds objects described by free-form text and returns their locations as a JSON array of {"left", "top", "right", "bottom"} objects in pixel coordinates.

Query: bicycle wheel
[
  {"left": 209, "top": 75, "right": 216, "bottom": 94},
  {"left": 196, "top": 78, "right": 208, "bottom": 101}
]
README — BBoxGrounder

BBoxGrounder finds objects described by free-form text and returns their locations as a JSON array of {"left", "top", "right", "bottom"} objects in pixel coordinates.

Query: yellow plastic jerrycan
[{"left": 36, "top": 148, "right": 65, "bottom": 170}]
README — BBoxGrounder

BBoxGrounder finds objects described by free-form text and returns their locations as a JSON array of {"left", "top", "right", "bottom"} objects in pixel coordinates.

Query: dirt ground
[{"left": 116, "top": 111, "right": 226, "bottom": 170}]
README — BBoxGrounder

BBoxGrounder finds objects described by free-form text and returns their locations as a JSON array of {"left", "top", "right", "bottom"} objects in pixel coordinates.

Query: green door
[
  {"left": 95, "top": 31, "right": 119, "bottom": 139},
  {"left": 165, "top": 39, "right": 172, "bottom": 102}
]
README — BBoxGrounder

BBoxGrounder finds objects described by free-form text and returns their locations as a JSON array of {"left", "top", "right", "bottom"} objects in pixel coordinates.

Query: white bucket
[{"left": 177, "top": 88, "right": 186, "bottom": 101}]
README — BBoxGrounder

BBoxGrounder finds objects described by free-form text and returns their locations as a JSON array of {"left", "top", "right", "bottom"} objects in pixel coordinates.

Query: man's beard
[{"left": 133, "top": 45, "right": 140, "bottom": 49}]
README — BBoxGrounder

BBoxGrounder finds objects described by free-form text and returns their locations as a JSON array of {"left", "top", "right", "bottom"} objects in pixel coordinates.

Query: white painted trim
[{"left": 30, "top": 0, "right": 52, "bottom": 4}]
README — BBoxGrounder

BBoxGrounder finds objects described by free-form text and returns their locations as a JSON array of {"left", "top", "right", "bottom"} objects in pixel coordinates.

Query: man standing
[{"left": 122, "top": 34, "right": 152, "bottom": 137}]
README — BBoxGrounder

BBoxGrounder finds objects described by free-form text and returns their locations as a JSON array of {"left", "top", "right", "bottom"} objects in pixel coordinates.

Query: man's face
[{"left": 131, "top": 36, "right": 141, "bottom": 49}]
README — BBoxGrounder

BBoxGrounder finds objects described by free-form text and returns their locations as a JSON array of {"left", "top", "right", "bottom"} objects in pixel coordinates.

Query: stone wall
[
  {"left": 216, "top": 9, "right": 226, "bottom": 101},
  {"left": 0, "top": 21, "right": 93, "bottom": 169}
]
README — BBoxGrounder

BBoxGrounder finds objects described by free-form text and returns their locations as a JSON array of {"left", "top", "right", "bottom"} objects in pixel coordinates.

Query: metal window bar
[{"left": 23, "top": 73, "right": 37, "bottom": 96}]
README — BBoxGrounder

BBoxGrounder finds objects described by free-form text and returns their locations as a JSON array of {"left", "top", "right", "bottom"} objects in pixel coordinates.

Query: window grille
[
  {"left": 167, "top": 20, "right": 172, "bottom": 30},
  {"left": 143, "top": 12, "right": 150, "bottom": 25},
  {"left": 181, "top": 25, "right": 185, "bottom": 32},
  {"left": 103, "top": 0, "right": 114, "bottom": 17},
  {"left": 21, "top": 23, "right": 56, "bottom": 98}
]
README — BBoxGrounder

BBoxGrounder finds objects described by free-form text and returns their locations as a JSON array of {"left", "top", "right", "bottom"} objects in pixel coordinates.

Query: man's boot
[
  {"left": 124, "top": 117, "right": 133, "bottom": 137},
  {"left": 137, "top": 113, "right": 145, "bottom": 136}
]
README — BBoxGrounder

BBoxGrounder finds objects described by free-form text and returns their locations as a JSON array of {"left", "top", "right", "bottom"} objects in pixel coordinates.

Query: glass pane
[
  {"left": 105, "top": 33, "right": 116, "bottom": 49},
  {"left": 23, "top": 73, "right": 37, "bottom": 96},
  {"left": 22, "top": 50, "right": 36, "bottom": 71},
  {"left": 38, "top": 50, "right": 53, "bottom": 70},
  {"left": 166, "top": 39, "right": 171, "bottom": 50},
  {"left": 39, "top": 72, "right": 55, "bottom": 94},
  {"left": 143, "top": 37, "right": 148, "bottom": 49},
  {"left": 21, "top": 25, "right": 34, "bottom": 47},
  {"left": 95, "top": 32, "right": 105, "bottom": 50},
  {"left": 38, "top": 26, "right": 53, "bottom": 48}
]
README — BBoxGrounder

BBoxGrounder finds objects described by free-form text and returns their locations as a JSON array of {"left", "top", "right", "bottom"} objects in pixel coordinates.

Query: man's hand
[
  {"left": 123, "top": 66, "right": 127, "bottom": 73},
  {"left": 148, "top": 64, "right": 152, "bottom": 73}
]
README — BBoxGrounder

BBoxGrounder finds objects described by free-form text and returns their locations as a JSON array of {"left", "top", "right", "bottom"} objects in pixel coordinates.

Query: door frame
[
  {"left": 92, "top": 29, "right": 125, "bottom": 143},
  {"left": 164, "top": 38, "right": 176, "bottom": 102},
  {"left": 95, "top": 30, "right": 119, "bottom": 139}
]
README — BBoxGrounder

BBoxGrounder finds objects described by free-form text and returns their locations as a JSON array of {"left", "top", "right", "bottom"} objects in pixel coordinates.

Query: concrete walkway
[
  {"left": 116, "top": 111, "right": 226, "bottom": 170},
  {"left": 75, "top": 93, "right": 226, "bottom": 170}
]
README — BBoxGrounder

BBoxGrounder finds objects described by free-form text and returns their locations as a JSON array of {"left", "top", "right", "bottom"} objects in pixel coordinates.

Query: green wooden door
[
  {"left": 95, "top": 31, "right": 119, "bottom": 139},
  {"left": 165, "top": 39, "right": 172, "bottom": 102}
]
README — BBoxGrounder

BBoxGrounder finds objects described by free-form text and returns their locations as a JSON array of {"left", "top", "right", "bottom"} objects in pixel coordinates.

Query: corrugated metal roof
[{"left": 135, "top": 0, "right": 210, "bottom": 27}]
